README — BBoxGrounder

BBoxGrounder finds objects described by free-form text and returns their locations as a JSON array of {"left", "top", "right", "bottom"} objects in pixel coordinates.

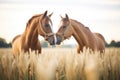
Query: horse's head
[
  {"left": 38, "top": 11, "right": 55, "bottom": 45},
  {"left": 56, "top": 14, "right": 73, "bottom": 45}
]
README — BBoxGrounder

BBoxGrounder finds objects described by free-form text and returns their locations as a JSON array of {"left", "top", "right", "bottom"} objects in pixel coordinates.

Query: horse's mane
[
  {"left": 71, "top": 19, "right": 91, "bottom": 31},
  {"left": 71, "top": 19, "right": 84, "bottom": 27},
  {"left": 26, "top": 14, "right": 42, "bottom": 30}
]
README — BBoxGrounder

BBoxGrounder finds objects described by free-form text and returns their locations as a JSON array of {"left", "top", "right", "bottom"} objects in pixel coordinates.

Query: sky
[{"left": 0, "top": 0, "right": 120, "bottom": 45}]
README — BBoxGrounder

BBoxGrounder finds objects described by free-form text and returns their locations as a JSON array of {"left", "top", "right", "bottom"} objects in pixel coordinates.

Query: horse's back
[
  {"left": 12, "top": 35, "right": 21, "bottom": 44},
  {"left": 12, "top": 35, "right": 21, "bottom": 56}
]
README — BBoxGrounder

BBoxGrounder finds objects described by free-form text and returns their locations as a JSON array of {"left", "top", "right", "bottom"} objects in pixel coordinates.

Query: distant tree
[
  {"left": 110, "top": 40, "right": 116, "bottom": 47},
  {"left": 106, "top": 40, "right": 120, "bottom": 47},
  {"left": 8, "top": 42, "right": 12, "bottom": 47},
  {"left": 115, "top": 41, "right": 120, "bottom": 47},
  {"left": 0, "top": 37, "right": 6, "bottom": 43},
  {"left": 41, "top": 41, "right": 48, "bottom": 48},
  {"left": 105, "top": 42, "right": 109, "bottom": 47},
  {"left": 0, "top": 37, "right": 12, "bottom": 48},
  {"left": 0, "top": 37, "right": 7, "bottom": 48}
]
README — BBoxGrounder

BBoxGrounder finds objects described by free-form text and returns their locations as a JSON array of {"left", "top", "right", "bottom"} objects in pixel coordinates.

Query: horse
[
  {"left": 56, "top": 14, "right": 106, "bottom": 53},
  {"left": 12, "top": 11, "right": 55, "bottom": 57}
]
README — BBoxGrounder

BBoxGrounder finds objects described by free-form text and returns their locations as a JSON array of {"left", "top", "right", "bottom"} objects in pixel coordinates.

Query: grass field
[{"left": 0, "top": 48, "right": 120, "bottom": 80}]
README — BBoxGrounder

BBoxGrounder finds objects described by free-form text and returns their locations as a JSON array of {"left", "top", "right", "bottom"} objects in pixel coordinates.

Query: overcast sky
[{"left": 0, "top": 0, "right": 120, "bottom": 45}]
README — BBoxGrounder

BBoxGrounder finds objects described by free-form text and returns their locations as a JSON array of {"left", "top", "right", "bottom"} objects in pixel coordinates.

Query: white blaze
[{"left": 54, "top": 34, "right": 57, "bottom": 44}]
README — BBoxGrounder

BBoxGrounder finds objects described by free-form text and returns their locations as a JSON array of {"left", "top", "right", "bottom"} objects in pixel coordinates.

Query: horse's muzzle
[
  {"left": 49, "top": 39, "right": 55, "bottom": 45},
  {"left": 56, "top": 38, "right": 61, "bottom": 45}
]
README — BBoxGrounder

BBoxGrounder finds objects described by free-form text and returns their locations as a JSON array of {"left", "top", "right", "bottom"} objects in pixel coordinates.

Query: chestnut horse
[
  {"left": 12, "top": 11, "right": 55, "bottom": 56},
  {"left": 56, "top": 14, "right": 105, "bottom": 53}
]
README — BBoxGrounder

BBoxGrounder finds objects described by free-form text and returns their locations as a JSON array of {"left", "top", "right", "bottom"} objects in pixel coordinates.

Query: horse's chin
[
  {"left": 50, "top": 43, "right": 55, "bottom": 45},
  {"left": 56, "top": 42, "right": 61, "bottom": 45},
  {"left": 64, "top": 36, "right": 71, "bottom": 40}
]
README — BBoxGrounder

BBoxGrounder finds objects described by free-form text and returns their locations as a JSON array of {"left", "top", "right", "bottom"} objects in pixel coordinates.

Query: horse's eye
[
  {"left": 45, "top": 24, "right": 49, "bottom": 27},
  {"left": 63, "top": 26, "right": 66, "bottom": 28}
]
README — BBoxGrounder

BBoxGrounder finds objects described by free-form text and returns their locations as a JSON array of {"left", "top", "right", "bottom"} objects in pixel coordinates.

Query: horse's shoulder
[{"left": 12, "top": 35, "right": 21, "bottom": 43}]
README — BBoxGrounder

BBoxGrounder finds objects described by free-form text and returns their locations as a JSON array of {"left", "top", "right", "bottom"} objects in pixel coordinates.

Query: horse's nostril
[
  {"left": 52, "top": 39, "right": 55, "bottom": 45},
  {"left": 50, "top": 39, "right": 55, "bottom": 45},
  {"left": 56, "top": 39, "right": 61, "bottom": 45}
]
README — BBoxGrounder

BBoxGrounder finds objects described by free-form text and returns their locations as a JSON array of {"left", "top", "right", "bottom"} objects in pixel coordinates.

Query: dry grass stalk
[{"left": 0, "top": 48, "right": 120, "bottom": 80}]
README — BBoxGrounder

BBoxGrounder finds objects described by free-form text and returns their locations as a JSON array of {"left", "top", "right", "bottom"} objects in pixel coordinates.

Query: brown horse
[
  {"left": 56, "top": 14, "right": 106, "bottom": 53},
  {"left": 12, "top": 11, "right": 55, "bottom": 56}
]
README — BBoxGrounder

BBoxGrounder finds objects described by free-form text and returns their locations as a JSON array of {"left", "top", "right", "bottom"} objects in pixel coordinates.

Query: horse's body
[
  {"left": 12, "top": 11, "right": 54, "bottom": 56},
  {"left": 56, "top": 14, "right": 105, "bottom": 53}
]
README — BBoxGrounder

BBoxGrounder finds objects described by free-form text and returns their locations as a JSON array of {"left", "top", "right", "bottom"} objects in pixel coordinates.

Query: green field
[{"left": 0, "top": 48, "right": 120, "bottom": 80}]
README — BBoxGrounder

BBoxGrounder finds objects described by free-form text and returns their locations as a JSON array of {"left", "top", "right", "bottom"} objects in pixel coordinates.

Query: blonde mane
[{"left": 25, "top": 14, "right": 42, "bottom": 31}]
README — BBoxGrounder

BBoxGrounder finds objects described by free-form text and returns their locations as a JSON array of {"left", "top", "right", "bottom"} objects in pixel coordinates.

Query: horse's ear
[
  {"left": 42, "top": 10, "right": 48, "bottom": 19},
  {"left": 66, "top": 14, "right": 69, "bottom": 21},
  {"left": 48, "top": 12, "right": 53, "bottom": 18},
  {"left": 60, "top": 15, "right": 63, "bottom": 19}
]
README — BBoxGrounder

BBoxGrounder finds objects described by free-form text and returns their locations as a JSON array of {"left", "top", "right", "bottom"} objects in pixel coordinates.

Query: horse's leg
[
  {"left": 28, "top": 64, "right": 32, "bottom": 80},
  {"left": 28, "top": 46, "right": 41, "bottom": 80},
  {"left": 100, "top": 46, "right": 105, "bottom": 57},
  {"left": 38, "top": 48, "right": 41, "bottom": 53},
  {"left": 38, "top": 43, "right": 41, "bottom": 53},
  {"left": 28, "top": 50, "right": 32, "bottom": 80},
  {"left": 77, "top": 45, "right": 80, "bottom": 53},
  {"left": 27, "top": 49, "right": 32, "bottom": 80},
  {"left": 35, "top": 46, "right": 41, "bottom": 54}
]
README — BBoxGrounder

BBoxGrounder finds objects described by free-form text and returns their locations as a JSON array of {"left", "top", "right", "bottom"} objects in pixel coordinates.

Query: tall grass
[{"left": 0, "top": 48, "right": 120, "bottom": 80}]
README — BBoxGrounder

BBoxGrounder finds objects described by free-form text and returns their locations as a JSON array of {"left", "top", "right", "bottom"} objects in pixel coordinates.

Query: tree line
[
  {"left": 0, "top": 37, "right": 48, "bottom": 48},
  {"left": 0, "top": 37, "right": 11, "bottom": 48},
  {"left": 0, "top": 37, "right": 120, "bottom": 48},
  {"left": 105, "top": 40, "right": 120, "bottom": 47}
]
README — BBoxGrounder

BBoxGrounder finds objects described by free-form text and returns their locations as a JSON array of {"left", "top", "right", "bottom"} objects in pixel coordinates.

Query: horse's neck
[
  {"left": 30, "top": 28, "right": 39, "bottom": 45},
  {"left": 71, "top": 20, "right": 89, "bottom": 46},
  {"left": 23, "top": 20, "right": 39, "bottom": 46}
]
